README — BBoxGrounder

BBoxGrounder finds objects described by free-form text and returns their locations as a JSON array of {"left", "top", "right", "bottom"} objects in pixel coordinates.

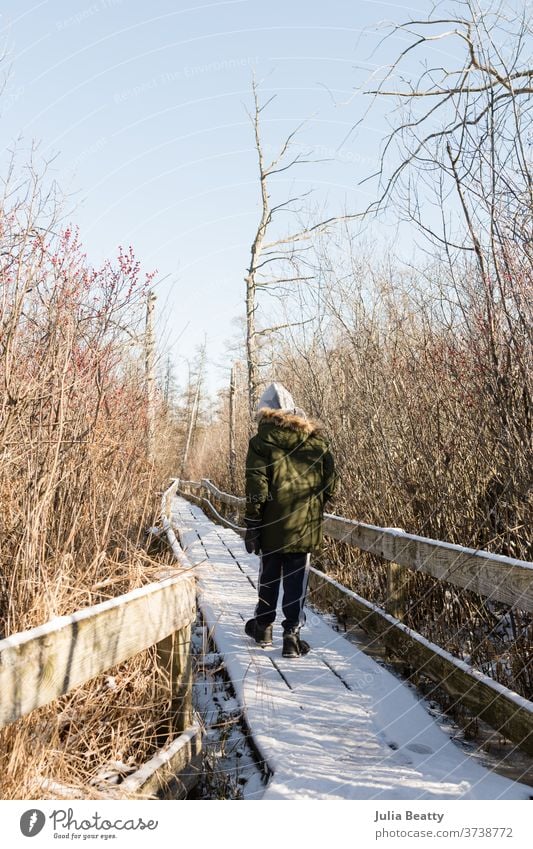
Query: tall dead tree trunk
[
  {"left": 228, "top": 363, "right": 237, "bottom": 493},
  {"left": 244, "top": 79, "right": 357, "bottom": 424},
  {"left": 180, "top": 346, "right": 205, "bottom": 478},
  {"left": 144, "top": 289, "right": 156, "bottom": 463},
  {"left": 180, "top": 377, "right": 199, "bottom": 479},
  {"left": 245, "top": 82, "right": 271, "bottom": 418}
]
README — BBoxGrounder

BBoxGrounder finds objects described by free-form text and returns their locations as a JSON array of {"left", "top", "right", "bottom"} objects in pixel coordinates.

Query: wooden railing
[
  {"left": 174, "top": 477, "right": 533, "bottom": 756},
  {"left": 178, "top": 477, "right": 533, "bottom": 612},
  {"left": 0, "top": 486, "right": 200, "bottom": 798}
]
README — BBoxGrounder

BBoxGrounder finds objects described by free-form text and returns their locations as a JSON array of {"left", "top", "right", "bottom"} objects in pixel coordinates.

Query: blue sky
[{"left": 1, "top": 0, "right": 430, "bottom": 394}]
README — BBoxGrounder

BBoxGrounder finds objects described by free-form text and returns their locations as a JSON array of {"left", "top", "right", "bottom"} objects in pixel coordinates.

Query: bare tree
[
  {"left": 144, "top": 289, "right": 157, "bottom": 462},
  {"left": 360, "top": 0, "right": 532, "bottom": 251},
  {"left": 244, "top": 79, "right": 359, "bottom": 417},
  {"left": 180, "top": 343, "right": 206, "bottom": 478},
  {"left": 357, "top": 0, "right": 532, "bottom": 493},
  {"left": 228, "top": 362, "right": 238, "bottom": 492}
]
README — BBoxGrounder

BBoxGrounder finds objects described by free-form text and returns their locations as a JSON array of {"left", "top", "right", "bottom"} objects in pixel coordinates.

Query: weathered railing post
[
  {"left": 384, "top": 561, "right": 411, "bottom": 671},
  {"left": 385, "top": 562, "right": 409, "bottom": 621},
  {"left": 156, "top": 623, "right": 193, "bottom": 743}
]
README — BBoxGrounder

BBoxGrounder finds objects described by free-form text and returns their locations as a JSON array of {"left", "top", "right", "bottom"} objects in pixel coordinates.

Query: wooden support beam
[
  {"left": 385, "top": 561, "right": 409, "bottom": 621},
  {"left": 121, "top": 723, "right": 203, "bottom": 799},
  {"left": 156, "top": 624, "right": 193, "bottom": 743}
]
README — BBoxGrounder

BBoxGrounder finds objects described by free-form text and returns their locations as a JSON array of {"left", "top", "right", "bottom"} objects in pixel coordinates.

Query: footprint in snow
[{"left": 406, "top": 743, "right": 434, "bottom": 754}]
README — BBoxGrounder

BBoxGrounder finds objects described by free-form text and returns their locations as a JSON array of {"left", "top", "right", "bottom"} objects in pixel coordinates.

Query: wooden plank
[
  {"left": 0, "top": 573, "right": 196, "bottom": 728},
  {"left": 121, "top": 723, "right": 203, "bottom": 799},
  {"left": 323, "top": 515, "right": 533, "bottom": 612},
  {"left": 308, "top": 568, "right": 533, "bottom": 755}
]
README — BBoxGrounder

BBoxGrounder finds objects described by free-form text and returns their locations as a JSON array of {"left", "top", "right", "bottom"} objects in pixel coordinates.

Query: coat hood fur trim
[{"left": 256, "top": 406, "right": 322, "bottom": 435}]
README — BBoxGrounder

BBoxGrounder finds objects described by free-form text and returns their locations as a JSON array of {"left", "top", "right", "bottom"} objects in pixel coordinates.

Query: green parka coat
[{"left": 245, "top": 408, "right": 338, "bottom": 554}]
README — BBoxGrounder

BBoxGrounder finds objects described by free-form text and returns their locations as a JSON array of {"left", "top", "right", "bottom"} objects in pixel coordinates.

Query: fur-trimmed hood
[
  {"left": 256, "top": 406, "right": 322, "bottom": 436},
  {"left": 246, "top": 402, "right": 338, "bottom": 554}
]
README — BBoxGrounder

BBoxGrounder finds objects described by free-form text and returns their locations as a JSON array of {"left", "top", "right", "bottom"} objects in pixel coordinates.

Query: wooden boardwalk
[{"left": 172, "top": 496, "right": 532, "bottom": 801}]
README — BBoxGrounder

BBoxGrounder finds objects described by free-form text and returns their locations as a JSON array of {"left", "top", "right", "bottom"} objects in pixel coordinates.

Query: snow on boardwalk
[{"left": 172, "top": 496, "right": 532, "bottom": 801}]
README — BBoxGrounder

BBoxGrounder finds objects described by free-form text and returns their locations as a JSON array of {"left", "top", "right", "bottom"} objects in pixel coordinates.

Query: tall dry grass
[{"left": 0, "top": 164, "right": 178, "bottom": 798}]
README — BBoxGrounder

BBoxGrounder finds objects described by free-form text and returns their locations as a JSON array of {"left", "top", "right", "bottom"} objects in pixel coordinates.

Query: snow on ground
[{"left": 172, "top": 496, "right": 533, "bottom": 801}]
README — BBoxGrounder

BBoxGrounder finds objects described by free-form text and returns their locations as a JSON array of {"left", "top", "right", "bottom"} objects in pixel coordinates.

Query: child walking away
[{"left": 244, "top": 382, "right": 338, "bottom": 657}]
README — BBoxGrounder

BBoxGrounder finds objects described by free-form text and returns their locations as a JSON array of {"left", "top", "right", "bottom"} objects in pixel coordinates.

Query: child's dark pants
[{"left": 254, "top": 551, "right": 310, "bottom": 633}]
